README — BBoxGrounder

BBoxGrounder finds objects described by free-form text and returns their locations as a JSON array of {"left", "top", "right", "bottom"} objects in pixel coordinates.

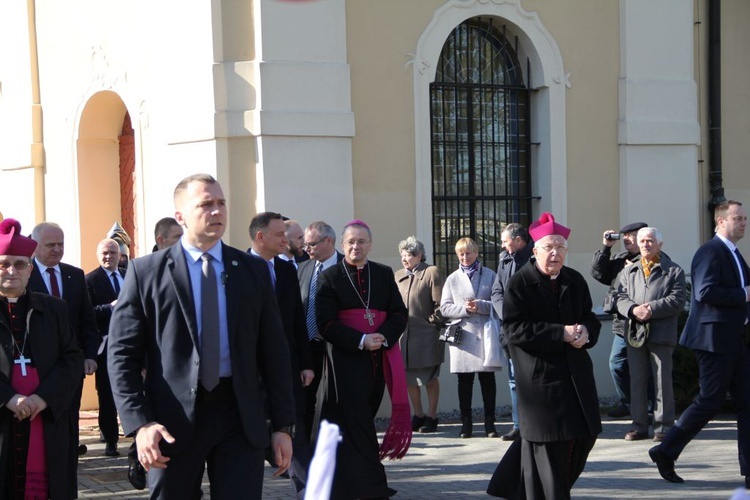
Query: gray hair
[
  {"left": 31, "top": 222, "right": 63, "bottom": 241},
  {"left": 637, "top": 227, "right": 663, "bottom": 244},
  {"left": 306, "top": 221, "right": 336, "bottom": 244},
  {"left": 398, "top": 236, "right": 426, "bottom": 261},
  {"left": 502, "top": 223, "right": 530, "bottom": 243}
]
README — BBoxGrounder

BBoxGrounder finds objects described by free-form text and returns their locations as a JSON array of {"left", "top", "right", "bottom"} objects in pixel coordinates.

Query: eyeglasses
[
  {"left": 537, "top": 245, "right": 567, "bottom": 253},
  {"left": 303, "top": 238, "right": 326, "bottom": 250},
  {"left": 0, "top": 260, "right": 32, "bottom": 271},
  {"left": 344, "top": 239, "right": 370, "bottom": 247}
]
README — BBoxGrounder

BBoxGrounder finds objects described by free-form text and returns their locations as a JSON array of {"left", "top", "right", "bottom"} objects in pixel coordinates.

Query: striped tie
[{"left": 306, "top": 263, "right": 322, "bottom": 340}]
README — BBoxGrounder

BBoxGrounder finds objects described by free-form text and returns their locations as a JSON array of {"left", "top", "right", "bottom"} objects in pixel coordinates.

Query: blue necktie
[
  {"left": 267, "top": 260, "right": 276, "bottom": 290},
  {"left": 306, "top": 263, "right": 322, "bottom": 340},
  {"left": 110, "top": 272, "right": 121, "bottom": 295},
  {"left": 735, "top": 249, "right": 749, "bottom": 287},
  {"left": 200, "top": 254, "right": 220, "bottom": 391}
]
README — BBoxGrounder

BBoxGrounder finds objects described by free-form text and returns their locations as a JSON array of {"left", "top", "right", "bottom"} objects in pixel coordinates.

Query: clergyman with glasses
[
  {"left": 0, "top": 218, "right": 83, "bottom": 499},
  {"left": 314, "top": 219, "right": 409, "bottom": 499},
  {"left": 488, "top": 212, "right": 602, "bottom": 499}
]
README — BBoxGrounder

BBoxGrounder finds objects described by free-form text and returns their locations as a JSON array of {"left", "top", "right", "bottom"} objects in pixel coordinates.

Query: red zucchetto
[
  {"left": 0, "top": 219, "right": 38, "bottom": 257},
  {"left": 528, "top": 212, "right": 571, "bottom": 241}
]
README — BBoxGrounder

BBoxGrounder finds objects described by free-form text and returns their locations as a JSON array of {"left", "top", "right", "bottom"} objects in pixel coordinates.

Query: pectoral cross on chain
[
  {"left": 15, "top": 355, "right": 31, "bottom": 377},
  {"left": 363, "top": 309, "right": 375, "bottom": 326}
]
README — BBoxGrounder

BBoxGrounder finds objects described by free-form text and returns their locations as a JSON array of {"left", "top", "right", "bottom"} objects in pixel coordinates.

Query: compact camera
[{"left": 605, "top": 233, "right": 621, "bottom": 241}]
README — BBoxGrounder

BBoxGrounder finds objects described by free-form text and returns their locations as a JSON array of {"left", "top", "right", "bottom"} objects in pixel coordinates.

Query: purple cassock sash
[
  {"left": 12, "top": 364, "right": 48, "bottom": 499},
  {"left": 337, "top": 309, "right": 412, "bottom": 460}
]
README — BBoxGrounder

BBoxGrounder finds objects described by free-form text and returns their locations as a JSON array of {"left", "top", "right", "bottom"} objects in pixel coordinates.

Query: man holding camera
[{"left": 590, "top": 221, "right": 648, "bottom": 418}]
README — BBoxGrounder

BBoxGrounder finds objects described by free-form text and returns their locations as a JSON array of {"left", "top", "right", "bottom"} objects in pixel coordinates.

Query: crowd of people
[{"left": 1, "top": 173, "right": 749, "bottom": 499}]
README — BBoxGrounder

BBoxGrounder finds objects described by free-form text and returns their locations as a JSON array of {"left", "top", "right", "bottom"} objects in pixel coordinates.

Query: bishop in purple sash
[{"left": 316, "top": 220, "right": 409, "bottom": 500}]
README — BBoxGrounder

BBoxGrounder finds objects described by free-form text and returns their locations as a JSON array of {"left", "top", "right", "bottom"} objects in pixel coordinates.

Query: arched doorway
[{"left": 77, "top": 91, "right": 137, "bottom": 273}]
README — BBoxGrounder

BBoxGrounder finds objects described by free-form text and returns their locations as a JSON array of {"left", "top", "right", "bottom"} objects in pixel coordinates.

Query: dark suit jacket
[
  {"left": 297, "top": 251, "right": 344, "bottom": 314},
  {"left": 680, "top": 236, "right": 750, "bottom": 354},
  {"left": 273, "top": 257, "right": 313, "bottom": 372},
  {"left": 85, "top": 266, "right": 124, "bottom": 336},
  {"left": 28, "top": 261, "right": 100, "bottom": 360},
  {"left": 108, "top": 243, "right": 295, "bottom": 454}
]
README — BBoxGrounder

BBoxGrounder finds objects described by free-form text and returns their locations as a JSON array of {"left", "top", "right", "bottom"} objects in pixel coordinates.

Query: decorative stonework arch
[
  {"left": 412, "top": 0, "right": 568, "bottom": 256},
  {"left": 74, "top": 90, "right": 139, "bottom": 270}
]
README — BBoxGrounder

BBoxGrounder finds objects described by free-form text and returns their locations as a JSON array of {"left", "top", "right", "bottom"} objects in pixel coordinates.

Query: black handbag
[{"left": 438, "top": 323, "right": 463, "bottom": 344}]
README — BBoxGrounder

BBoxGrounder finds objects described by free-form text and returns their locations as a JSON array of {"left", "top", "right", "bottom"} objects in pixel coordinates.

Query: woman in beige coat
[{"left": 395, "top": 236, "right": 445, "bottom": 433}]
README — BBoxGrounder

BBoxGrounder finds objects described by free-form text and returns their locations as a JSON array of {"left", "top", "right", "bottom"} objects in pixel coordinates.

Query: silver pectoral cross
[
  {"left": 15, "top": 355, "right": 31, "bottom": 377},
  {"left": 363, "top": 309, "right": 375, "bottom": 326}
]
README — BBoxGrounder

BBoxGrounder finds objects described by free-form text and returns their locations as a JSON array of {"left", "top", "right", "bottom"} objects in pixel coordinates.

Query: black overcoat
[
  {"left": 502, "top": 262, "right": 602, "bottom": 442},
  {"left": 0, "top": 292, "right": 83, "bottom": 499}
]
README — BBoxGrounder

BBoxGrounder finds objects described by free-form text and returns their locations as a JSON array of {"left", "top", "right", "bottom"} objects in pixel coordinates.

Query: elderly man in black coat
[{"left": 488, "top": 213, "right": 601, "bottom": 500}]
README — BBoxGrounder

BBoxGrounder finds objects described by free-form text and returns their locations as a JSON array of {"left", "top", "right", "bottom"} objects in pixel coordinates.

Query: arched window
[{"left": 431, "top": 18, "right": 533, "bottom": 273}]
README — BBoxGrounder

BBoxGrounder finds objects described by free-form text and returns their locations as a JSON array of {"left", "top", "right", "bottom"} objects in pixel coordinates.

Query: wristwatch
[{"left": 274, "top": 424, "right": 296, "bottom": 438}]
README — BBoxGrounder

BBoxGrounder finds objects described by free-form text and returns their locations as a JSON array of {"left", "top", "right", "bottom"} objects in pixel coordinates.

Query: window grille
[{"left": 430, "top": 18, "right": 534, "bottom": 274}]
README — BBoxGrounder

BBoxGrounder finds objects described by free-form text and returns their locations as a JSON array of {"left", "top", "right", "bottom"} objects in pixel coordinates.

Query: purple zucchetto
[{"left": 0, "top": 219, "right": 37, "bottom": 257}]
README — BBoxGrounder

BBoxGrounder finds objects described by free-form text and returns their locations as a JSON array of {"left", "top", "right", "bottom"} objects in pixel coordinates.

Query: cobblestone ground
[{"left": 77, "top": 411, "right": 745, "bottom": 499}]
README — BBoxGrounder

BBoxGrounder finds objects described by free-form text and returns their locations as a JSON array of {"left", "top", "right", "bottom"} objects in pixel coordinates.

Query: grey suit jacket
[{"left": 297, "top": 251, "right": 344, "bottom": 313}]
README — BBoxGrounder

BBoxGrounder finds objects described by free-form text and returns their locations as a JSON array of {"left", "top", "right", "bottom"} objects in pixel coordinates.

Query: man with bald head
[
  {"left": 281, "top": 219, "right": 309, "bottom": 268},
  {"left": 86, "top": 238, "right": 125, "bottom": 456}
]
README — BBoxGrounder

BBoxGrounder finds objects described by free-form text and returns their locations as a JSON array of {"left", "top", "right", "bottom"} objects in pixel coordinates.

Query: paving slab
[{"left": 76, "top": 414, "right": 746, "bottom": 499}]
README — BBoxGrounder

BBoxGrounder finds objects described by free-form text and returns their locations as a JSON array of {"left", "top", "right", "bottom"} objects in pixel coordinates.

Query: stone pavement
[{"left": 77, "top": 412, "right": 746, "bottom": 499}]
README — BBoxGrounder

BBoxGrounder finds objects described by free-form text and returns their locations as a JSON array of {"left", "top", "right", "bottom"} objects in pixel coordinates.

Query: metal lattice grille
[{"left": 430, "top": 19, "right": 533, "bottom": 274}]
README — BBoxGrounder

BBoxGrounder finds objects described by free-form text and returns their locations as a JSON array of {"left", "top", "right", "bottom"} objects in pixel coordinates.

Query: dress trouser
[
  {"left": 304, "top": 339, "right": 326, "bottom": 441},
  {"left": 627, "top": 342, "right": 674, "bottom": 434},
  {"left": 659, "top": 345, "right": 750, "bottom": 476},
  {"left": 67, "top": 376, "right": 84, "bottom": 498},
  {"left": 147, "top": 378, "right": 264, "bottom": 499},
  {"left": 95, "top": 349, "right": 119, "bottom": 445}
]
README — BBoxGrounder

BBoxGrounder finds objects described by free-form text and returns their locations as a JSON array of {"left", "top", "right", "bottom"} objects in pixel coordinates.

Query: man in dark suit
[
  {"left": 108, "top": 174, "right": 296, "bottom": 498},
  {"left": 297, "top": 220, "right": 343, "bottom": 441},
  {"left": 650, "top": 200, "right": 750, "bottom": 486},
  {"left": 250, "top": 211, "right": 314, "bottom": 495},
  {"left": 29, "top": 221, "right": 100, "bottom": 497},
  {"left": 85, "top": 238, "right": 125, "bottom": 457}
]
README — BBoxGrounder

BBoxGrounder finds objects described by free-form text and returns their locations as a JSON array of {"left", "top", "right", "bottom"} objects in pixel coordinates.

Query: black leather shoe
[
  {"left": 649, "top": 446, "right": 684, "bottom": 483},
  {"left": 419, "top": 417, "right": 438, "bottom": 433},
  {"left": 104, "top": 442, "right": 120, "bottom": 457},
  {"left": 411, "top": 415, "right": 426, "bottom": 432},
  {"left": 77, "top": 444, "right": 87, "bottom": 456},
  {"left": 128, "top": 456, "right": 147, "bottom": 490},
  {"left": 501, "top": 428, "right": 520, "bottom": 441}
]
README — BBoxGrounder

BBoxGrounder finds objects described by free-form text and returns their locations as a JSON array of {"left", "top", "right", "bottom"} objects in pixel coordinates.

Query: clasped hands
[
  {"left": 564, "top": 324, "right": 590, "bottom": 349},
  {"left": 631, "top": 303, "right": 652, "bottom": 322},
  {"left": 364, "top": 333, "right": 386, "bottom": 351},
  {"left": 8, "top": 393, "right": 47, "bottom": 421}
]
